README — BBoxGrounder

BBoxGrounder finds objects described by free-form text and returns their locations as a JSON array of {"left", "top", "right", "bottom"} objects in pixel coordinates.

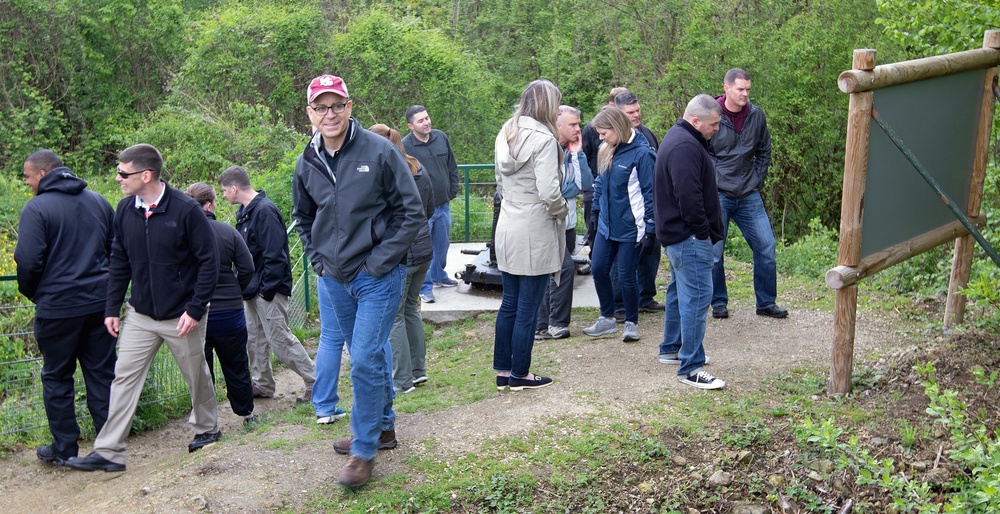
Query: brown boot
[
  {"left": 338, "top": 456, "right": 374, "bottom": 489},
  {"left": 333, "top": 430, "right": 398, "bottom": 455}
]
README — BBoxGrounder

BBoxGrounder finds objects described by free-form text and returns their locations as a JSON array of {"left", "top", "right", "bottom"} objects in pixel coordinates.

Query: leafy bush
[{"left": 776, "top": 218, "right": 839, "bottom": 280}]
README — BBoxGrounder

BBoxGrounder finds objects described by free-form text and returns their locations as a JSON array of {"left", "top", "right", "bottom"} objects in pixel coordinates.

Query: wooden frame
[{"left": 828, "top": 30, "right": 1000, "bottom": 395}]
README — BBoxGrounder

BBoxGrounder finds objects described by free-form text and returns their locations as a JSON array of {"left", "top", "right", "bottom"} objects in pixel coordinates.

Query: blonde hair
[
  {"left": 504, "top": 79, "right": 562, "bottom": 153},
  {"left": 369, "top": 123, "right": 421, "bottom": 176},
  {"left": 591, "top": 106, "right": 634, "bottom": 174}
]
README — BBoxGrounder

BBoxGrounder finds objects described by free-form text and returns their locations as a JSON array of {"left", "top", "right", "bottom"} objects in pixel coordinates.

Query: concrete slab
[{"left": 421, "top": 242, "right": 599, "bottom": 324}]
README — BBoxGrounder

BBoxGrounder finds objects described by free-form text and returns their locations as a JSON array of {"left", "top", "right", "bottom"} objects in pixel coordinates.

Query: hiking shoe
[
  {"left": 756, "top": 305, "right": 788, "bottom": 318},
  {"left": 496, "top": 375, "right": 509, "bottom": 391},
  {"left": 576, "top": 263, "right": 592, "bottom": 275},
  {"left": 658, "top": 354, "right": 712, "bottom": 365},
  {"left": 508, "top": 374, "right": 554, "bottom": 391},
  {"left": 65, "top": 452, "right": 125, "bottom": 472},
  {"left": 338, "top": 455, "right": 375, "bottom": 489},
  {"left": 583, "top": 317, "right": 618, "bottom": 337},
  {"left": 548, "top": 326, "right": 571, "bottom": 339},
  {"left": 534, "top": 328, "right": 553, "bottom": 340},
  {"left": 188, "top": 430, "right": 222, "bottom": 452},
  {"left": 316, "top": 408, "right": 348, "bottom": 424},
  {"left": 434, "top": 278, "right": 459, "bottom": 288},
  {"left": 419, "top": 292, "right": 435, "bottom": 303},
  {"left": 678, "top": 371, "right": 726, "bottom": 390},
  {"left": 333, "top": 430, "right": 398, "bottom": 455},
  {"left": 712, "top": 305, "right": 729, "bottom": 319},
  {"left": 622, "top": 321, "right": 640, "bottom": 342},
  {"left": 639, "top": 301, "right": 665, "bottom": 313},
  {"left": 295, "top": 388, "right": 313, "bottom": 404},
  {"left": 243, "top": 414, "right": 261, "bottom": 426},
  {"left": 613, "top": 310, "right": 626, "bottom": 323},
  {"left": 412, "top": 376, "right": 428, "bottom": 386},
  {"left": 36, "top": 445, "right": 68, "bottom": 466}
]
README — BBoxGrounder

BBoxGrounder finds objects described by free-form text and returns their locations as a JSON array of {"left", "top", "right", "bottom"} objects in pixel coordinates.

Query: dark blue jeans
[
  {"left": 591, "top": 233, "right": 641, "bottom": 323},
  {"left": 494, "top": 272, "right": 549, "bottom": 378},
  {"left": 612, "top": 238, "right": 662, "bottom": 309},
  {"left": 205, "top": 310, "right": 254, "bottom": 417},
  {"left": 660, "top": 236, "right": 713, "bottom": 377},
  {"left": 712, "top": 192, "right": 778, "bottom": 310}
]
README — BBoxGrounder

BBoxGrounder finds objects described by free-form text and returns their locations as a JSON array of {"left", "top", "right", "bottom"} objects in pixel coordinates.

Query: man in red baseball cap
[{"left": 292, "top": 74, "right": 424, "bottom": 489}]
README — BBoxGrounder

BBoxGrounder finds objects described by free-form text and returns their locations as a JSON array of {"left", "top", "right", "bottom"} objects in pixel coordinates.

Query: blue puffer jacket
[{"left": 592, "top": 130, "right": 656, "bottom": 243}]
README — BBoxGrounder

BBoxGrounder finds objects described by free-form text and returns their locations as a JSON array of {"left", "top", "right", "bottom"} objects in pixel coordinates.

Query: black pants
[
  {"left": 612, "top": 238, "right": 662, "bottom": 311},
  {"left": 205, "top": 328, "right": 254, "bottom": 416},
  {"left": 537, "top": 229, "right": 576, "bottom": 330},
  {"left": 35, "top": 311, "right": 117, "bottom": 459}
]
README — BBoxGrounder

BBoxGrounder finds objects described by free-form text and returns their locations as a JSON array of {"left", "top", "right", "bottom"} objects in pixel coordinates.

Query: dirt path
[{"left": 0, "top": 298, "right": 907, "bottom": 513}]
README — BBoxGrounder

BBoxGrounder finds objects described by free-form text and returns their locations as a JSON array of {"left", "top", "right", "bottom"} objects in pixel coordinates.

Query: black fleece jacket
[
  {"left": 653, "top": 119, "right": 724, "bottom": 246},
  {"left": 235, "top": 191, "right": 292, "bottom": 301},
  {"left": 105, "top": 181, "right": 218, "bottom": 321},
  {"left": 14, "top": 167, "right": 114, "bottom": 318},
  {"left": 206, "top": 211, "right": 255, "bottom": 310}
]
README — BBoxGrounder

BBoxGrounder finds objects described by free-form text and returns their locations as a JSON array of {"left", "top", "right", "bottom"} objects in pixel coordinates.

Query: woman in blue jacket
[{"left": 582, "top": 107, "right": 657, "bottom": 343}]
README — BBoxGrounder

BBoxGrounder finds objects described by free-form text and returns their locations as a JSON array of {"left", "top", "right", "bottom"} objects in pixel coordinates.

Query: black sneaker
[
  {"left": 534, "top": 328, "right": 553, "bottom": 340},
  {"left": 508, "top": 374, "right": 553, "bottom": 391},
  {"left": 189, "top": 430, "right": 222, "bottom": 452},
  {"left": 434, "top": 278, "right": 459, "bottom": 288},
  {"left": 36, "top": 445, "right": 67, "bottom": 465},
  {"left": 678, "top": 371, "right": 726, "bottom": 390},
  {"left": 712, "top": 305, "right": 729, "bottom": 319},
  {"left": 496, "top": 375, "right": 509, "bottom": 391},
  {"left": 65, "top": 452, "right": 125, "bottom": 472},
  {"left": 613, "top": 310, "right": 626, "bottom": 323}
]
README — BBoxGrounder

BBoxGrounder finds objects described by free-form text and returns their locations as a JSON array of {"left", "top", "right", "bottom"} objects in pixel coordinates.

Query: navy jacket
[
  {"left": 14, "top": 167, "right": 114, "bottom": 318},
  {"left": 235, "top": 191, "right": 292, "bottom": 301},
  {"left": 105, "top": 181, "right": 218, "bottom": 321},
  {"left": 592, "top": 130, "right": 656, "bottom": 243},
  {"left": 654, "top": 119, "right": 724, "bottom": 246},
  {"left": 402, "top": 129, "right": 459, "bottom": 207}
]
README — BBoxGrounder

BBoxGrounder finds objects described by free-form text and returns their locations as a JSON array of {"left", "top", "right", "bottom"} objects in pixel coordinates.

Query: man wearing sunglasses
[
  {"left": 292, "top": 75, "right": 423, "bottom": 489},
  {"left": 66, "top": 144, "right": 221, "bottom": 472}
]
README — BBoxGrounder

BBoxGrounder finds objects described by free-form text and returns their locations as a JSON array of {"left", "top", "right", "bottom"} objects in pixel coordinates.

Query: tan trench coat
[{"left": 493, "top": 116, "right": 569, "bottom": 278}]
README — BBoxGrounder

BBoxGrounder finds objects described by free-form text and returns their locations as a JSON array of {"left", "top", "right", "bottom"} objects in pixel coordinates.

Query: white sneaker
[
  {"left": 678, "top": 371, "right": 726, "bottom": 390},
  {"left": 583, "top": 317, "right": 618, "bottom": 336},
  {"left": 658, "top": 354, "right": 711, "bottom": 365},
  {"left": 622, "top": 321, "right": 640, "bottom": 342}
]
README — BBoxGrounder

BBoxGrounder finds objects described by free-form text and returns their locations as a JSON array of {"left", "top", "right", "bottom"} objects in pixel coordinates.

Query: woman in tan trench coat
[{"left": 492, "top": 79, "right": 569, "bottom": 391}]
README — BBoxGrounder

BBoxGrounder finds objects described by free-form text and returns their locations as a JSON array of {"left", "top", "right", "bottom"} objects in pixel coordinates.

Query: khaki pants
[
  {"left": 245, "top": 294, "right": 315, "bottom": 396},
  {"left": 94, "top": 305, "right": 218, "bottom": 464}
]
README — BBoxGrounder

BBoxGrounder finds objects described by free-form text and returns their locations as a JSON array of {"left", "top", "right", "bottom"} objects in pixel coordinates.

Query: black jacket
[
  {"left": 235, "top": 191, "right": 292, "bottom": 301},
  {"left": 406, "top": 167, "right": 434, "bottom": 267},
  {"left": 105, "top": 181, "right": 218, "bottom": 321},
  {"left": 402, "top": 129, "right": 459, "bottom": 206},
  {"left": 637, "top": 123, "right": 660, "bottom": 153},
  {"left": 14, "top": 167, "right": 114, "bottom": 318},
  {"left": 206, "top": 212, "right": 255, "bottom": 311},
  {"left": 710, "top": 98, "right": 772, "bottom": 199},
  {"left": 293, "top": 118, "right": 424, "bottom": 282},
  {"left": 653, "top": 119, "right": 724, "bottom": 246},
  {"left": 581, "top": 122, "right": 601, "bottom": 181}
]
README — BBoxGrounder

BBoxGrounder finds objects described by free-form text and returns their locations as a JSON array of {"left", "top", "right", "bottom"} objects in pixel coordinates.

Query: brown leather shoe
[
  {"left": 338, "top": 456, "right": 374, "bottom": 489},
  {"left": 333, "top": 430, "right": 398, "bottom": 455}
]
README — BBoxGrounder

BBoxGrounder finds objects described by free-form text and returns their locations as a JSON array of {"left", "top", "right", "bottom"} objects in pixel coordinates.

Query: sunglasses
[{"left": 116, "top": 166, "right": 151, "bottom": 179}]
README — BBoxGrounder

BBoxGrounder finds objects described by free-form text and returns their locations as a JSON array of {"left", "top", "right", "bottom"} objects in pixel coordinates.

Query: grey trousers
[
  {"left": 537, "top": 229, "right": 577, "bottom": 330},
  {"left": 245, "top": 294, "right": 316, "bottom": 396},
  {"left": 390, "top": 261, "right": 430, "bottom": 390}
]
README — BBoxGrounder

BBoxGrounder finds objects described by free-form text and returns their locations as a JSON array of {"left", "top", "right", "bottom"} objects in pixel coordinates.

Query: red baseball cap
[{"left": 307, "top": 75, "right": 349, "bottom": 103}]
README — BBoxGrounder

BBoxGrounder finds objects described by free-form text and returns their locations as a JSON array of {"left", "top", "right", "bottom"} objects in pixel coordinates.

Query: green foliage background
[{"left": 0, "top": 0, "right": 997, "bottom": 288}]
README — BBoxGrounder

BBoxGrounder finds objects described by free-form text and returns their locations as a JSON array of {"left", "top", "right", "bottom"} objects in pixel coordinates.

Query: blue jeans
[
  {"left": 324, "top": 265, "right": 405, "bottom": 460},
  {"left": 493, "top": 272, "right": 549, "bottom": 378},
  {"left": 611, "top": 239, "right": 662, "bottom": 310},
  {"left": 712, "top": 192, "right": 778, "bottom": 310},
  {"left": 660, "top": 236, "right": 713, "bottom": 377},
  {"left": 420, "top": 203, "right": 452, "bottom": 294},
  {"left": 313, "top": 276, "right": 346, "bottom": 418},
  {"left": 591, "top": 233, "right": 641, "bottom": 323}
]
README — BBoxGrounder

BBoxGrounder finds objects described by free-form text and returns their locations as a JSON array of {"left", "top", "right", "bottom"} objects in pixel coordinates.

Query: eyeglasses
[
  {"left": 116, "top": 166, "right": 150, "bottom": 179},
  {"left": 309, "top": 102, "right": 349, "bottom": 116}
]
